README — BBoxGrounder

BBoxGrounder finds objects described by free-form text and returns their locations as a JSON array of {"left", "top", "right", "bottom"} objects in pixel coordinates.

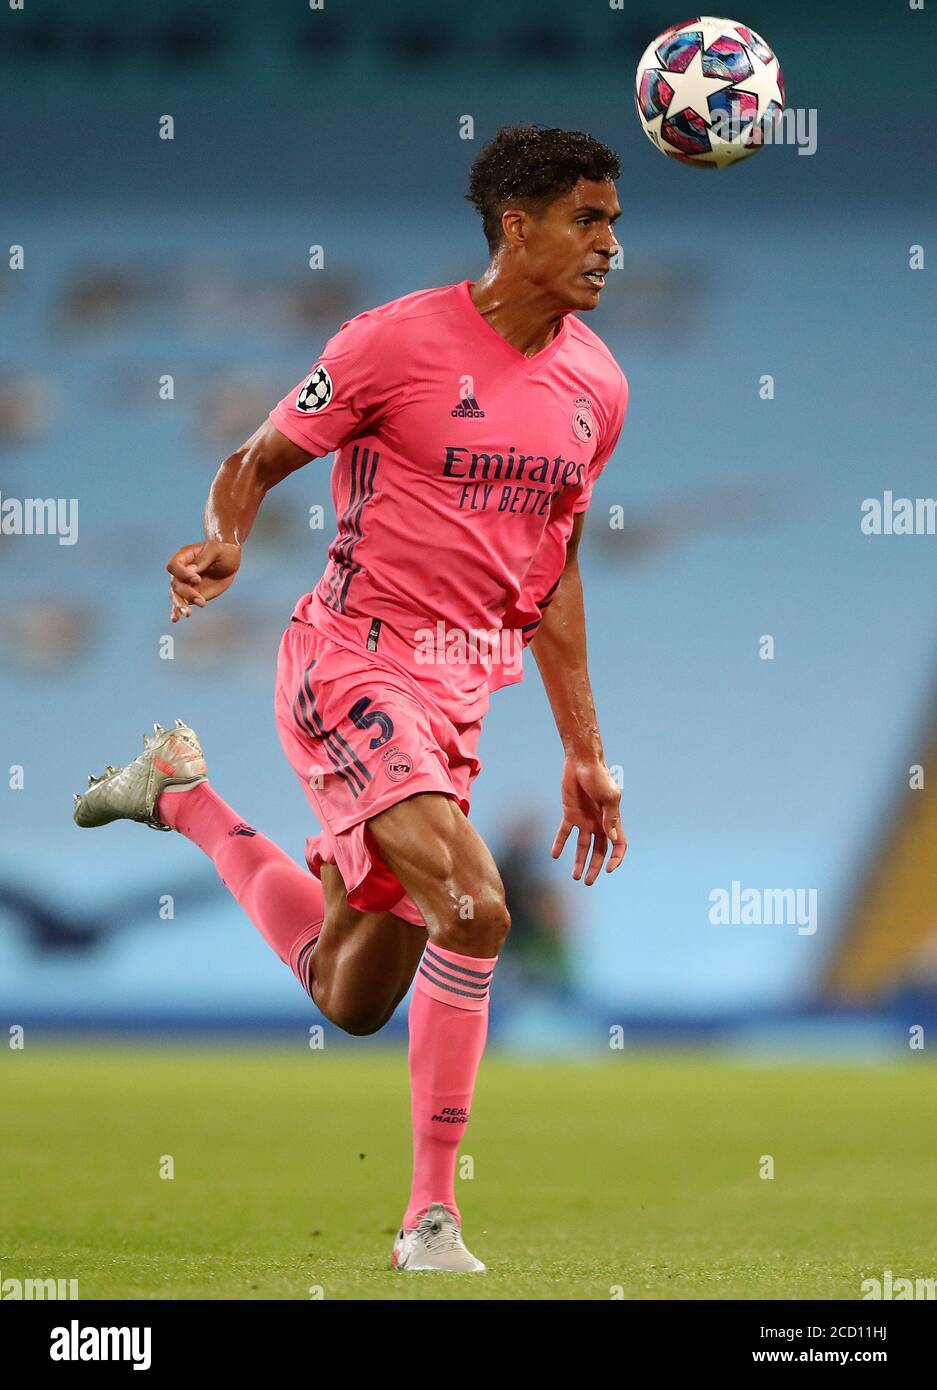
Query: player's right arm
[
  {"left": 168, "top": 309, "right": 401, "bottom": 621},
  {"left": 166, "top": 420, "right": 312, "bottom": 622}
]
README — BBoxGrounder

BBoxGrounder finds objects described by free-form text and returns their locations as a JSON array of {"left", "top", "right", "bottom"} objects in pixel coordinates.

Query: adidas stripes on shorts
[{"left": 274, "top": 616, "right": 483, "bottom": 927}]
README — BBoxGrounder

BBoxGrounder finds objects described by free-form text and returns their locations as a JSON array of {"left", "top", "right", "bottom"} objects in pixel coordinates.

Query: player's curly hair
[{"left": 467, "top": 124, "right": 621, "bottom": 254}]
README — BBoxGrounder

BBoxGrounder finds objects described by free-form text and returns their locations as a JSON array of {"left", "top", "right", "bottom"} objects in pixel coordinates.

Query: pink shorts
[{"left": 274, "top": 617, "right": 483, "bottom": 927}]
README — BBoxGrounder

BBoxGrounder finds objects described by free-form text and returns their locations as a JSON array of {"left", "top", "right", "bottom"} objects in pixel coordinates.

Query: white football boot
[
  {"left": 391, "top": 1203, "right": 486, "bottom": 1273},
  {"left": 72, "top": 720, "right": 206, "bottom": 832}
]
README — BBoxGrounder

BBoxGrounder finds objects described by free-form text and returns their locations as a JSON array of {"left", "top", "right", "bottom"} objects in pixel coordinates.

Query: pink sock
[
  {"left": 403, "top": 943, "right": 498, "bottom": 1230},
  {"left": 157, "top": 783, "right": 325, "bottom": 992}
]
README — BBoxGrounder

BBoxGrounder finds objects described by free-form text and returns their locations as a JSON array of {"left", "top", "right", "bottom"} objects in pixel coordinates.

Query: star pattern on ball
[
  {"left": 734, "top": 52, "right": 784, "bottom": 122},
  {"left": 659, "top": 46, "right": 734, "bottom": 125}
]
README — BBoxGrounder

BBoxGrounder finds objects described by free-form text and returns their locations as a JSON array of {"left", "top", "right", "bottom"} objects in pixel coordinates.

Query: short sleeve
[
  {"left": 573, "top": 372, "right": 629, "bottom": 515},
  {"left": 269, "top": 312, "right": 399, "bottom": 458}
]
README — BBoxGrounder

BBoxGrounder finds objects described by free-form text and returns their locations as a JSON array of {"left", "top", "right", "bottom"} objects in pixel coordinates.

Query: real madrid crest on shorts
[{"left": 296, "top": 365, "right": 333, "bottom": 413}]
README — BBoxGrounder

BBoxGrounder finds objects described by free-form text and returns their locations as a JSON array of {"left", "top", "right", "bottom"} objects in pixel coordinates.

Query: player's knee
[
  {"left": 433, "top": 886, "right": 510, "bottom": 957},
  {"left": 477, "top": 892, "right": 511, "bottom": 953}
]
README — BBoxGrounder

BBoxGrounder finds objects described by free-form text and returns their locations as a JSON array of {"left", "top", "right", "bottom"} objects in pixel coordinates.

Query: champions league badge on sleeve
[{"left": 296, "top": 365, "right": 333, "bottom": 413}]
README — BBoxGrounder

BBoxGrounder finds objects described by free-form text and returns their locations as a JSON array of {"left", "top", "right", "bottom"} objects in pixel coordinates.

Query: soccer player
[{"left": 73, "top": 125, "right": 629, "bottom": 1273}]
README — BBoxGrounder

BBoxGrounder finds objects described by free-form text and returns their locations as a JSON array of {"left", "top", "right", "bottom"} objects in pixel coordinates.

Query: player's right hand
[{"left": 167, "top": 540, "right": 241, "bottom": 622}]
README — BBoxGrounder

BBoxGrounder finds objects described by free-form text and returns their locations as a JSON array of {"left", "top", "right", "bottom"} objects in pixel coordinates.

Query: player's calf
[
  {"left": 307, "top": 867, "right": 427, "bottom": 1036},
  {"left": 313, "top": 992, "right": 395, "bottom": 1037}
]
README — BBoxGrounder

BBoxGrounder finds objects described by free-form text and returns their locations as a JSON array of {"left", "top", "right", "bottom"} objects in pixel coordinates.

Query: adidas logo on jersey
[{"left": 451, "top": 395, "right": 485, "bottom": 418}]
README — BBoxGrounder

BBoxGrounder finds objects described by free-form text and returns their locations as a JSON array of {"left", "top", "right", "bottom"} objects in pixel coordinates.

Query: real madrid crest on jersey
[
  {"left": 572, "top": 395, "right": 596, "bottom": 443},
  {"left": 296, "top": 365, "right": 333, "bottom": 413}
]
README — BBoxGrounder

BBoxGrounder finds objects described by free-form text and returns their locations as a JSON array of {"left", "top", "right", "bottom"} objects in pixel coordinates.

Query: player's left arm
[{"left": 529, "top": 512, "right": 627, "bottom": 885}]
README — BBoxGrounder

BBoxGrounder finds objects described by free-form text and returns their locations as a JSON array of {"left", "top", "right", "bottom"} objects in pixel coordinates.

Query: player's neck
[{"left": 469, "top": 271, "right": 566, "bottom": 359}]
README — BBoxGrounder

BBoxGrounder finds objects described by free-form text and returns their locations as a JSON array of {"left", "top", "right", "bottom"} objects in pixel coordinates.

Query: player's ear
[{"left": 500, "top": 207, "right": 528, "bottom": 249}]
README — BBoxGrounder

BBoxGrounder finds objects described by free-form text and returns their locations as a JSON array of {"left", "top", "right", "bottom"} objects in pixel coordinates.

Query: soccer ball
[{"left": 635, "top": 16, "right": 784, "bottom": 168}]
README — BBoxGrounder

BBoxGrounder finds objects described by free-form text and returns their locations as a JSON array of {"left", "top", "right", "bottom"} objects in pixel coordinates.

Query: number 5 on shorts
[{"left": 348, "top": 697, "right": 394, "bottom": 750}]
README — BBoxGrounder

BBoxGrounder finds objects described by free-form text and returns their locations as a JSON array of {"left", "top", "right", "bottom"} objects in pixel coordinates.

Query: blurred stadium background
[{"left": 1, "top": 5, "right": 936, "bottom": 1069}]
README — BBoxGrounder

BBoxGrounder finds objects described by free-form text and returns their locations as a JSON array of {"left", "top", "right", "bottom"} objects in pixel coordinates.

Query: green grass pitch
[{"left": 1, "top": 1046, "right": 933, "bottom": 1300}]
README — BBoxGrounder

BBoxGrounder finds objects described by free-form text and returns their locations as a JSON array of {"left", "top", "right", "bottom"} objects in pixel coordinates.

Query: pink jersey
[{"left": 270, "top": 281, "right": 628, "bottom": 713}]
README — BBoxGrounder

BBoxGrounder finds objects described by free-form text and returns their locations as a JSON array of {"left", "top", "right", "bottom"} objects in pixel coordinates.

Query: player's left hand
[{"left": 551, "top": 756, "right": 627, "bottom": 885}]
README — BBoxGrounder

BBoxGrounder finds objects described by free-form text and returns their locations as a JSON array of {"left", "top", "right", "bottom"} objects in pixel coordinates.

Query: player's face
[{"left": 528, "top": 179, "right": 621, "bottom": 311}]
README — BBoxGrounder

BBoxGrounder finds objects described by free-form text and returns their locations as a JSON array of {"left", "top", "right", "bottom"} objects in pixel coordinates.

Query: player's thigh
[
  {"left": 311, "top": 863, "right": 426, "bottom": 1035},
  {"left": 367, "top": 791, "right": 510, "bottom": 956}
]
